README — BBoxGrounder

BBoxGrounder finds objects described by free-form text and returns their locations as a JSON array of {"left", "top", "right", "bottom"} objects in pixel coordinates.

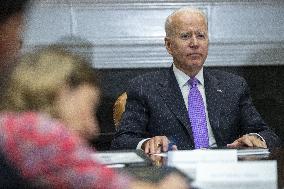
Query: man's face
[{"left": 165, "top": 12, "right": 208, "bottom": 76}]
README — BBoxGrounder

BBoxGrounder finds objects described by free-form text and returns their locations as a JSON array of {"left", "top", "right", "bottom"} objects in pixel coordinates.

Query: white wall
[{"left": 23, "top": 0, "right": 284, "bottom": 68}]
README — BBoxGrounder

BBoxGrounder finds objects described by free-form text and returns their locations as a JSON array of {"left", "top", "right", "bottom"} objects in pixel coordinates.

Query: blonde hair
[{"left": 3, "top": 46, "right": 99, "bottom": 118}]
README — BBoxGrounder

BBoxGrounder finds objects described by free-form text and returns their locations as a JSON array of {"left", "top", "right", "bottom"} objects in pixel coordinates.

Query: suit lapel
[
  {"left": 157, "top": 68, "right": 194, "bottom": 140},
  {"left": 204, "top": 69, "right": 225, "bottom": 145}
]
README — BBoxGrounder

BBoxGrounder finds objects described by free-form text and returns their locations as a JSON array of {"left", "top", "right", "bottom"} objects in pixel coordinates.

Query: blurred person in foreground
[
  {"left": 3, "top": 47, "right": 101, "bottom": 143},
  {"left": 1, "top": 46, "right": 188, "bottom": 188},
  {"left": 111, "top": 7, "right": 281, "bottom": 154},
  {"left": 0, "top": 1, "right": 189, "bottom": 188},
  {"left": 0, "top": 2, "right": 32, "bottom": 187}
]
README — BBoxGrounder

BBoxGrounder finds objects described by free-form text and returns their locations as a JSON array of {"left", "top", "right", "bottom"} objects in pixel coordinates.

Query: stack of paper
[
  {"left": 193, "top": 161, "right": 277, "bottom": 189},
  {"left": 167, "top": 149, "right": 277, "bottom": 189},
  {"left": 167, "top": 150, "right": 238, "bottom": 179},
  {"left": 237, "top": 148, "right": 270, "bottom": 157},
  {"left": 91, "top": 151, "right": 146, "bottom": 167}
]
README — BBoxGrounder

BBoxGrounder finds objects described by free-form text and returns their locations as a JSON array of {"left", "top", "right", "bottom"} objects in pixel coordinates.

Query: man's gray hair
[{"left": 165, "top": 7, "right": 208, "bottom": 37}]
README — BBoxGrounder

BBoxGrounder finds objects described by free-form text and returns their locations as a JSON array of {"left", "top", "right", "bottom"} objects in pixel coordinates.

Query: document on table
[
  {"left": 152, "top": 153, "right": 167, "bottom": 157},
  {"left": 193, "top": 160, "right": 277, "bottom": 189},
  {"left": 167, "top": 149, "right": 238, "bottom": 164},
  {"left": 167, "top": 149, "right": 238, "bottom": 179},
  {"left": 237, "top": 148, "right": 270, "bottom": 156},
  {"left": 92, "top": 152, "right": 145, "bottom": 165}
]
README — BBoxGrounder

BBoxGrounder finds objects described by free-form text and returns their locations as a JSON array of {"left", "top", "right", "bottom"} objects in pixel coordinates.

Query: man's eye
[
  {"left": 197, "top": 34, "right": 206, "bottom": 39},
  {"left": 180, "top": 34, "right": 191, "bottom": 39}
]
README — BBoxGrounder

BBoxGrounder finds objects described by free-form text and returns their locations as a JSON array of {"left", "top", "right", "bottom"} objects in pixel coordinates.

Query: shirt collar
[{"left": 172, "top": 64, "right": 204, "bottom": 88}]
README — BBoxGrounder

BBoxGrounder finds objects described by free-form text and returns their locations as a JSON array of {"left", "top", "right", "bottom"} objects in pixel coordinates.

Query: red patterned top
[{"left": 0, "top": 112, "right": 130, "bottom": 189}]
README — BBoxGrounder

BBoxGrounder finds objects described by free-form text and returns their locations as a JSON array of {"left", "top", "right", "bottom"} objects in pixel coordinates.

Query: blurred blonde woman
[
  {"left": 4, "top": 46, "right": 100, "bottom": 141},
  {"left": 1, "top": 46, "right": 189, "bottom": 189}
]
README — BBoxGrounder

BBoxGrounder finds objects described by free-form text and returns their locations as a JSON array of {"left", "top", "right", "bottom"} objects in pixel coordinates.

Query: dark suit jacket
[{"left": 111, "top": 67, "right": 281, "bottom": 150}]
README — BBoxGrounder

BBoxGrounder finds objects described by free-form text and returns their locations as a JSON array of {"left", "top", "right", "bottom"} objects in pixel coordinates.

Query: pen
[
  {"left": 152, "top": 141, "right": 176, "bottom": 154},
  {"left": 157, "top": 141, "right": 175, "bottom": 151}
]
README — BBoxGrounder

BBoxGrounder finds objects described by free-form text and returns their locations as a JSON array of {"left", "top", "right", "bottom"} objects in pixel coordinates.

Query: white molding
[
  {"left": 24, "top": 0, "right": 284, "bottom": 68},
  {"left": 35, "top": 0, "right": 283, "bottom": 9},
  {"left": 37, "top": 0, "right": 282, "bottom": 4},
  {"left": 24, "top": 41, "right": 283, "bottom": 68}
]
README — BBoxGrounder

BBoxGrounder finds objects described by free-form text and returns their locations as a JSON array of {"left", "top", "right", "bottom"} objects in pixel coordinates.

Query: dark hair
[{"left": 0, "top": 0, "right": 30, "bottom": 24}]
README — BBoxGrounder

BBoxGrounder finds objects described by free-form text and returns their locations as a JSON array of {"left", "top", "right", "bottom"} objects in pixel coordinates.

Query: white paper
[
  {"left": 167, "top": 149, "right": 237, "bottom": 164},
  {"left": 92, "top": 152, "right": 144, "bottom": 164},
  {"left": 167, "top": 149, "right": 237, "bottom": 179},
  {"left": 237, "top": 148, "right": 270, "bottom": 156},
  {"left": 151, "top": 153, "right": 167, "bottom": 157},
  {"left": 194, "top": 161, "right": 277, "bottom": 189}
]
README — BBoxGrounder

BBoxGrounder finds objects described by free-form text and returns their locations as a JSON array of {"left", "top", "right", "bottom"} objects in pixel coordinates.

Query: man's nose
[{"left": 189, "top": 36, "right": 198, "bottom": 48}]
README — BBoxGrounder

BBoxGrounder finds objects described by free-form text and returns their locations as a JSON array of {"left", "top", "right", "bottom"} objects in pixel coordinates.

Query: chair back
[{"left": 113, "top": 92, "right": 127, "bottom": 130}]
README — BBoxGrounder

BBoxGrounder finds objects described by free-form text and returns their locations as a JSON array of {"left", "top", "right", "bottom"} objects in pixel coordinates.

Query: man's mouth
[{"left": 188, "top": 53, "right": 201, "bottom": 59}]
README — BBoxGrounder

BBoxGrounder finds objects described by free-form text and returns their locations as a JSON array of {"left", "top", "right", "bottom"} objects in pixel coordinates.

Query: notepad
[
  {"left": 93, "top": 152, "right": 144, "bottom": 164},
  {"left": 92, "top": 150, "right": 151, "bottom": 167}
]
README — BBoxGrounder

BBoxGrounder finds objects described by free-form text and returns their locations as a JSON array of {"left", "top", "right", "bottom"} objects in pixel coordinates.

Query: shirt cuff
[
  {"left": 248, "top": 133, "right": 266, "bottom": 143},
  {"left": 136, "top": 138, "right": 151, "bottom": 150}
]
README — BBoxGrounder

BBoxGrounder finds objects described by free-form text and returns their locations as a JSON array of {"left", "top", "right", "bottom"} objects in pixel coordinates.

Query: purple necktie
[{"left": 188, "top": 78, "right": 209, "bottom": 149}]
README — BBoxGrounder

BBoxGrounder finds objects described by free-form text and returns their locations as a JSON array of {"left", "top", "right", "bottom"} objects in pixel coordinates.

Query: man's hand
[
  {"left": 227, "top": 134, "right": 267, "bottom": 148},
  {"left": 142, "top": 136, "right": 177, "bottom": 154}
]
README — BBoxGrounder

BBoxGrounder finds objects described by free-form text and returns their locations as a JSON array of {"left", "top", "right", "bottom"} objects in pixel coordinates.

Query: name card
[
  {"left": 167, "top": 150, "right": 237, "bottom": 179},
  {"left": 194, "top": 161, "right": 277, "bottom": 189}
]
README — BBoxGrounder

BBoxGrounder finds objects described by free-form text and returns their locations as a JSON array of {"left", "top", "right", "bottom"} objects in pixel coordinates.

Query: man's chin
[{"left": 186, "top": 61, "right": 204, "bottom": 69}]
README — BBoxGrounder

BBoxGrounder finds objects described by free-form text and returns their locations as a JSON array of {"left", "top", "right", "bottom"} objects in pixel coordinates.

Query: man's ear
[{"left": 164, "top": 37, "right": 173, "bottom": 55}]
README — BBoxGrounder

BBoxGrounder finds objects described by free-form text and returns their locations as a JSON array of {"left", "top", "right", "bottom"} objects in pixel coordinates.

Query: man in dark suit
[{"left": 111, "top": 7, "right": 281, "bottom": 154}]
